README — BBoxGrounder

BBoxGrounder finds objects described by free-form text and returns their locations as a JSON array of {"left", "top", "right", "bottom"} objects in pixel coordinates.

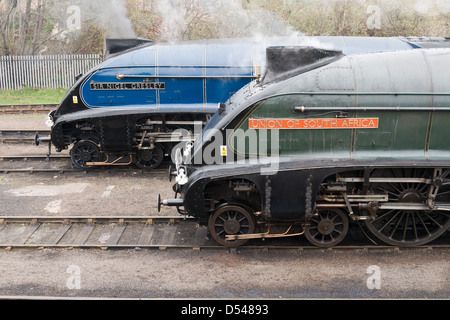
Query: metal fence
[{"left": 0, "top": 54, "right": 102, "bottom": 91}]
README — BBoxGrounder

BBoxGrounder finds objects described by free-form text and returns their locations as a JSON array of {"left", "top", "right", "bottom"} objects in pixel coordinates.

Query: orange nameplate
[{"left": 249, "top": 118, "right": 379, "bottom": 130}]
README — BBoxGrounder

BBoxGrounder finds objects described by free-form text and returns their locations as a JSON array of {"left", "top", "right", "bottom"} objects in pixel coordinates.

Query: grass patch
[{"left": 0, "top": 88, "right": 67, "bottom": 105}]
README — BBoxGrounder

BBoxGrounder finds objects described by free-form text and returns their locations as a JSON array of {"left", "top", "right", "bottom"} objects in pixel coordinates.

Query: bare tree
[
  {"left": 0, "top": 0, "right": 17, "bottom": 55},
  {"left": 0, "top": 0, "right": 55, "bottom": 55}
]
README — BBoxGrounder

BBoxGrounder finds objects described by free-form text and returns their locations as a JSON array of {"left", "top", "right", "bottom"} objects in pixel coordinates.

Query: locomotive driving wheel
[
  {"left": 134, "top": 144, "right": 164, "bottom": 170},
  {"left": 70, "top": 140, "right": 101, "bottom": 169},
  {"left": 305, "top": 208, "right": 349, "bottom": 247},
  {"left": 365, "top": 168, "right": 450, "bottom": 247},
  {"left": 208, "top": 205, "right": 255, "bottom": 247}
]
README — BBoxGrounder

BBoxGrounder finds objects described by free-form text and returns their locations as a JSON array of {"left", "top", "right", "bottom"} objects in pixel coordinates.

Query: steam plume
[
  {"left": 80, "top": 0, "right": 136, "bottom": 38},
  {"left": 155, "top": 0, "right": 299, "bottom": 42},
  {"left": 414, "top": 0, "right": 450, "bottom": 16}
]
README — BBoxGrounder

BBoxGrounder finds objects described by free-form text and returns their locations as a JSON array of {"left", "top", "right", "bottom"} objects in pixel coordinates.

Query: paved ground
[
  {"left": 0, "top": 114, "right": 48, "bottom": 131},
  {"left": 0, "top": 173, "right": 176, "bottom": 217},
  {"left": 0, "top": 248, "right": 449, "bottom": 300}
]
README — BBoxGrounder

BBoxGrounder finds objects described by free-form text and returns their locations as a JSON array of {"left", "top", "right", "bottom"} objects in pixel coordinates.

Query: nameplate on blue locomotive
[{"left": 90, "top": 81, "right": 166, "bottom": 91}]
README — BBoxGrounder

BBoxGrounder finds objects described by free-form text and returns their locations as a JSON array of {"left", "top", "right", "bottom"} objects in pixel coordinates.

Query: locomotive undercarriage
[
  {"left": 62, "top": 115, "right": 204, "bottom": 170},
  {"left": 204, "top": 167, "right": 450, "bottom": 248}
]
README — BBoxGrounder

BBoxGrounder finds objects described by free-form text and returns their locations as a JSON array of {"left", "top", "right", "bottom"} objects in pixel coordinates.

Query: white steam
[
  {"left": 80, "top": 0, "right": 136, "bottom": 38},
  {"left": 414, "top": 0, "right": 450, "bottom": 16},
  {"left": 155, "top": 0, "right": 300, "bottom": 42}
]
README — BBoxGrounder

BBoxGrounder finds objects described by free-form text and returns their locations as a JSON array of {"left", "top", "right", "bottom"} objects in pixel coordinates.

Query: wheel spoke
[
  {"left": 423, "top": 211, "right": 444, "bottom": 228},
  {"left": 379, "top": 211, "right": 401, "bottom": 233},
  {"left": 411, "top": 212, "right": 418, "bottom": 241},
  {"left": 388, "top": 183, "right": 403, "bottom": 195},
  {"left": 389, "top": 211, "right": 405, "bottom": 239},
  {"left": 372, "top": 209, "right": 396, "bottom": 223},
  {"left": 417, "top": 212, "right": 431, "bottom": 236},
  {"left": 402, "top": 213, "right": 410, "bottom": 241}
]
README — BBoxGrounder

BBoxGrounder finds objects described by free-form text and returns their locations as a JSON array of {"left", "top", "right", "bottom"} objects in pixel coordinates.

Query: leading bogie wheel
[
  {"left": 305, "top": 208, "right": 349, "bottom": 247},
  {"left": 135, "top": 144, "right": 164, "bottom": 170},
  {"left": 70, "top": 140, "right": 102, "bottom": 169},
  {"left": 208, "top": 205, "right": 255, "bottom": 247}
]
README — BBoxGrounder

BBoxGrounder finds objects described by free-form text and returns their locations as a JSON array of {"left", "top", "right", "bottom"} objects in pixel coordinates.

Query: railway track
[
  {"left": 0, "top": 104, "right": 57, "bottom": 115},
  {"left": 0, "top": 216, "right": 448, "bottom": 251}
]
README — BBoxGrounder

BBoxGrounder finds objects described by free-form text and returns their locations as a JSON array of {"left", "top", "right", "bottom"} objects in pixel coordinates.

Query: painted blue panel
[
  {"left": 160, "top": 79, "right": 203, "bottom": 104},
  {"left": 206, "top": 79, "right": 250, "bottom": 102}
]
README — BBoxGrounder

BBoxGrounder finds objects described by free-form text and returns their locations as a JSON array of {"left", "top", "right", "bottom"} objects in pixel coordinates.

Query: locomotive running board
[{"left": 225, "top": 226, "right": 306, "bottom": 241}]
